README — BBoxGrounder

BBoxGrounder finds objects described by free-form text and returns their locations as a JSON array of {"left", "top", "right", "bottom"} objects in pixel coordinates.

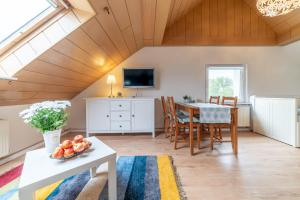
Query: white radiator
[
  {"left": 237, "top": 105, "right": 251, "bottom": 127},
  {"left": 0, "top": 120, "right": 9, "bottom": 158}
]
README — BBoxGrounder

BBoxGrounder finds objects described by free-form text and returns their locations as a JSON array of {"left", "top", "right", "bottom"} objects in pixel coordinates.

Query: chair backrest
[
  {"left": 161, "top": 96, "right": 167, "bottom": 116},
  {"left": 167, "top": 96, "right": 177, "bottom": 122},
  {"left": 222, "top": 96, "right": 238, "bottom": 107},
  {"left": 209, "top": 96, "right": 220, "bottom": 104}
]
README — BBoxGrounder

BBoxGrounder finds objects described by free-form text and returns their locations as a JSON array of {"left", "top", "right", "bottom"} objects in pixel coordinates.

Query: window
[
  {"left": 0, "top": 0, "right": 59, "bottom": 49},
  {"left": 206, "top": 65, "right": 247, "bottom": 102}
]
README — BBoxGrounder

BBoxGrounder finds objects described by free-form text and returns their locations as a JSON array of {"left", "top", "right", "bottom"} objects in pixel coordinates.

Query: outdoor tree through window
[{"left": 207, "top": 65, "right": 246, "bottom": 102}]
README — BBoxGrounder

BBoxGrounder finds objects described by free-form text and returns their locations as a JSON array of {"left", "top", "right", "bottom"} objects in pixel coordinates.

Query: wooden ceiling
[
  {"left": 0, "top": 0, "right": 300, "bottom": 106},
  {"left": 164, "top": 0, "right": 277, "bottom": 45}
]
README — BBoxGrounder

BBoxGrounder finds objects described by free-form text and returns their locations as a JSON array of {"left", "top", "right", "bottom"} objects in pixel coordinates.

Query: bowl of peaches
[{"left": 50, "top": 135, "right": 92, "bottom": 160}]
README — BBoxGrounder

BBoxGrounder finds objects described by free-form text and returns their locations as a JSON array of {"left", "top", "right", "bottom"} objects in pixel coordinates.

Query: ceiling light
[{"left": 257, "top": 0, "right": 300, "bottom": 17}]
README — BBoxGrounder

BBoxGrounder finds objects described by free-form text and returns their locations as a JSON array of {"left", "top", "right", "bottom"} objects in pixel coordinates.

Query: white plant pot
[{"left": 43, "top": 129, "right": 61, "bottom": 153}]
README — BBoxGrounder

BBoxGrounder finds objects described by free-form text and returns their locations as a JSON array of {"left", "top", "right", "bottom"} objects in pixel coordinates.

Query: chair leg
[
  {"left": 209, "top": 125, "right": 214, "bottom": 150},
  {"left": 169, "top": 125, "right": 174, "bottom": 143},
  {"left": 164, "top": 117, "right": 169, "bottom": 138},
  {"left": 218, "top": 128, "right": 223, "bottom": 142},
  {"left": 197, "top": 125, "right": 201, "bottom": 149},
  {"left": 174, "top": 125, "right": 179, "bottom": 150}
]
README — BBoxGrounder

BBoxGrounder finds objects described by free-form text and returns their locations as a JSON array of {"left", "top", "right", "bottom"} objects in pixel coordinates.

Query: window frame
[
  {"left": 0, "top": 1, "right": 64, "bottom": 55},
  {"left": 205, "top": 64, "right": 248, "bottom": 103}
]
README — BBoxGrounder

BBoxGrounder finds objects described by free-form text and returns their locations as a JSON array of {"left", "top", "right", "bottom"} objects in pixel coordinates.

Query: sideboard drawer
[
  {"left": 110, "top": 101, "right": 130, "bottom": 111},
  {"left": 111, "top": 121, "right": 131, "bottom": 131},
  {"left": 111, "top": 112, "right": 131, "bottom": 121}
]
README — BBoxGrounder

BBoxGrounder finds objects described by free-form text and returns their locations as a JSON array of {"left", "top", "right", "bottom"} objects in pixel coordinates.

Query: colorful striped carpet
[{"left": 0, "top": 155, "right": 186, "bottom": 200}]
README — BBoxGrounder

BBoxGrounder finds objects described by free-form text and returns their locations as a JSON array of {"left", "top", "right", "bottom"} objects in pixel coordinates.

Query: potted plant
[
  {"left": 183, "top": 95, "right": 192, "bottom": 103},
  {"left": 19, "top": 101, "right": 71, "bottom": 153}
]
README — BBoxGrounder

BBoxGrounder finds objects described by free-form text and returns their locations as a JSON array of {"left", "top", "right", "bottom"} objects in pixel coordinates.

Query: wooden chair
[
  {"left": 161, "top": 96, "right": 171, "bottom": 140},
  {"left": 167, "top": 96, "right": 201, "bottom": 150},
  {"left": 214, "top": 96, "right": 238, "bottom": 142},
  {"left": 209, "top": 96, "right": 220, "bottom": 104},
  {"left": 222, "top": 96, "right": 238, "bottom": 107}
]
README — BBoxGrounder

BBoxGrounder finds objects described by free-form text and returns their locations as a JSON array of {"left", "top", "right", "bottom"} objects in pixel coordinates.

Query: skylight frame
[{"left": 0, "top": 0, "right": 64, "bottom": 56}]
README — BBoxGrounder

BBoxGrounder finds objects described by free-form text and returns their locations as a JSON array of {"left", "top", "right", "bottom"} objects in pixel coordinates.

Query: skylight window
[{"left": 0, "top": 0, "right": 58, "bottom": 48}]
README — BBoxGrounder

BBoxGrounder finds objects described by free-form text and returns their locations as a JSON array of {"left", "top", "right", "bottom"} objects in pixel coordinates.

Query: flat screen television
[{"left": 123, "top": 68, "right": 155, "bottom": 88}]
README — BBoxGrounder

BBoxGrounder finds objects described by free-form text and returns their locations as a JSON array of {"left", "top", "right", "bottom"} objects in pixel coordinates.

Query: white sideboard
[
  {"left": 86, "top": 98, "right": 155, "bottom": 137},
  {"left": 251, "top": 96, "right": 300, "bottom": 147}
]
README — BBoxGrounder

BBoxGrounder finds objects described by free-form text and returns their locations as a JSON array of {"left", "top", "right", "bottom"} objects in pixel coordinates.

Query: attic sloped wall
[{"left": 68, "top": 41, "right": 300, "bottom": 130}]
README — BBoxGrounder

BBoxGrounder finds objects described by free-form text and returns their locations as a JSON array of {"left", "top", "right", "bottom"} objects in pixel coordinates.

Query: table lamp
[{"left": 107, "top": 74, "right": 116, "bottom": 98}]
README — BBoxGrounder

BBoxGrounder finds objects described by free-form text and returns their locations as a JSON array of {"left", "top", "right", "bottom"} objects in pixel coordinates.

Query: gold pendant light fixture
[{"left": 256, "top": 0, "right": 300, "bottom": 17}]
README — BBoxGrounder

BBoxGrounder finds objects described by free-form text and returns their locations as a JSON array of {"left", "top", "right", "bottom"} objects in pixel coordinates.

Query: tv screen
[{"left": 123, "top": 68, "right": 154, "bottom": 88}]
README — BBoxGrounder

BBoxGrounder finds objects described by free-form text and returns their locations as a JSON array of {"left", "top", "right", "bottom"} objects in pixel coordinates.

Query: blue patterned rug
[{"left": 0, "top": 155, "right": 186, "bottom": 200}]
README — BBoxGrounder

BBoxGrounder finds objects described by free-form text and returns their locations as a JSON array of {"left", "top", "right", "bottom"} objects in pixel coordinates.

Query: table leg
[
  {"left": 19, "top": 188, "right": 34, "bottom": 200},
  {"left": 90, "top": 167, "right": 97, "bottom": 178},
  {"left": 231, "top": 108, "right": 238, "bottom": 155},
  {"left": 108, "top": 158, "right": 117, "bottom": 200},
  {"left": 209, "top": 124, "right": 214, "bottom": 150},
  {"left": 189, "top": 108, "right": 194, "bottom": 156}
]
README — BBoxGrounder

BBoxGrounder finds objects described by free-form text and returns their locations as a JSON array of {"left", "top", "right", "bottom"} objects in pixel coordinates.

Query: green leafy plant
[{"left": 19, "top": 101, "right": 71, "bottom": 133}]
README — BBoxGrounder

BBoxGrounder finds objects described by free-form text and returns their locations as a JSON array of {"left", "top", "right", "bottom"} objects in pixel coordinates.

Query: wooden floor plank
[{"left": 2, "top": 132, "right": 300, "bottom": 200}]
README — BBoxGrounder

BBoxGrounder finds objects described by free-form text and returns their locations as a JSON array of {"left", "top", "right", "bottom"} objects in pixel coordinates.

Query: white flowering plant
[{"left": 19, "top": 101, "right": 71, "bottom": 133}]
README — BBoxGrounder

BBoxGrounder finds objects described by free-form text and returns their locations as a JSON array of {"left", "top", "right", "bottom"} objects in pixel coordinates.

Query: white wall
[
  {"left": 0, "top": 105, "right": 42, "bottom": 154},
  {"left": 68, "top": 41, "right": 300, "bottom": 130}
]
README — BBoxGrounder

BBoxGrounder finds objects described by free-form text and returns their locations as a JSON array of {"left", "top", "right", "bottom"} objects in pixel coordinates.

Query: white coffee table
[{"left": 19, "top": 136, "right": 117, "bottom": 200}]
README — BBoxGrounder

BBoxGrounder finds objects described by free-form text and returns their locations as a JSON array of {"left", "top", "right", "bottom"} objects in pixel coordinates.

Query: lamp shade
[{"left": 106, "top": 74, "right": 116, "bottom": 84}]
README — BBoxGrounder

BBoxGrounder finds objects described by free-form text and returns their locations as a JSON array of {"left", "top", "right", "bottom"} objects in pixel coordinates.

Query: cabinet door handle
[
  {"left": 132, "top": 114, "right": 135, "bottom": 117},
  {"left": 119, "top": 125, "right": 122, "bottom": 128},
  {"left": 106, "top": 115, "right": 110, "bottom": 117},
  {"left": 119, "top": 104, "right": 122, "bottom": 107},
  {"left": 119, "top": 115, "right": 122, "bottom": 117}
]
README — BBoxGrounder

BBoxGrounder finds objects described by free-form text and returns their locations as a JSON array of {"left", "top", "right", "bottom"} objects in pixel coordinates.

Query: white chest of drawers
[{"left": 86, "top": 97, "right": 155, "bottom": 137}]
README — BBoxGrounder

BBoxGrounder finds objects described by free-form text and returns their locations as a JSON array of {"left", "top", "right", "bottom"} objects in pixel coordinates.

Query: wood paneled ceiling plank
[
  {"left": 38, "top": 49, "right": 101, "bottom": 78},
  {"left": 106, "top": 0, "right": 137, "bottom": 54},
  {"left": 25, "top": 60, "right": 96, "bottom": 83},
  {"left": 142, "top": 0, "right": 157, "bottom": 46},
  {"left": 126, "top": 0, "right": 144, "bottom": 49},
  {"left": 67, "top": 28, "right": 117, "bottom": 66},
  {"left": 51, "top": 39, "right": 104, "bottom": 71},
  {"left": 81, "top": 18, "right": 123, "bottom": 63},
  {"left": 243, "top": 0, "right": 300, "bottom": 40},
  {"left": 168, "top": 0, "right": 183, "bottom": 27},
  {"left": 154, "top": 0, "right": 173, "bottom": 45},
  {"left": 89, "top": 0, "right": 130, "bottom": 59},
  {"left": 0, "top": 80, "right": 83, "bottom": 93},
  {"left": 278, "top": 23, "right": 300, "bottom": 44},
  {"left": 0, "top": 92, "right": 77, "bottom": 105},
  {"left": 15, "top": 70, "right": 89, "bottom": 88},
  {"left": 0, "top": 91, "right": 37, "bottom": 100},
  {"left": 106, "top": 0, "right": 136, "bottom": 54},
  {"left": 163, "top": 0, "right": 277, "bottom": 45}
]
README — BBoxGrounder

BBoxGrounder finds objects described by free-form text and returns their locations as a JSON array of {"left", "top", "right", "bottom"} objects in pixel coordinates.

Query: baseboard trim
[{"left": 0, "top": 129, "right": 72, "bottom": 166}]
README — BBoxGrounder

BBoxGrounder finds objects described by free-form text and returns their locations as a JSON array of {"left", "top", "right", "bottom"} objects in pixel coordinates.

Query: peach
[
  {"left": 62, "top": 140, "right": 73, "bottom": 149},
  {"left": 52, "top": 147, "right": 64, "bottom": 159},
  {"left": 73, "top": 135, "right": 84, "bottom": 143},
  {"left": 73, "top": 143, "right": 85, "bottom": 153},
  {"left": 64, "top": 148, "right": 75, "bottom": 158}
]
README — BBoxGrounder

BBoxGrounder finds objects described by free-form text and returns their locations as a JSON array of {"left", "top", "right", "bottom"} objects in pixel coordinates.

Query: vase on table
[{"left": 43, "top": 129, "right": 61, "bottom": 153}]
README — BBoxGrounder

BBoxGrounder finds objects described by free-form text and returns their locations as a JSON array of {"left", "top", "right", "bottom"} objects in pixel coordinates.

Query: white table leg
[
  {"left": 108, "top": 158, "right": 117, "bottom": 200},
  {"left": 19, "top": 188, "right": 34, "bottom": 200},
  {"left": 90, "top": 167, "right": 97, "bottom": 178}
]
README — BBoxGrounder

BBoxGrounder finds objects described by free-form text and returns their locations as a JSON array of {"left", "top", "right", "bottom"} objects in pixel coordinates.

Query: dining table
[{"left": 175, "top": 102, "right": 238, "bottom": 156}]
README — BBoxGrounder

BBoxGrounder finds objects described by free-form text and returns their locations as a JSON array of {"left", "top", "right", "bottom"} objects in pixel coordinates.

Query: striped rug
[{"left": 0, "top": 155, "right": 186, "bottom": 200}]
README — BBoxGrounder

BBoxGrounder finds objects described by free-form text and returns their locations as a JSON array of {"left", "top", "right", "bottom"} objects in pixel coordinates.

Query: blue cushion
[{"left": 177, "top": 115, "right": 199, "bottom": 123}]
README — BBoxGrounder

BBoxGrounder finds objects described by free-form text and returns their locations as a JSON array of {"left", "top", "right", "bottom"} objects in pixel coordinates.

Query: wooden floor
[{"left": 2, "top": 131, "right": 300, "bottom": 200}]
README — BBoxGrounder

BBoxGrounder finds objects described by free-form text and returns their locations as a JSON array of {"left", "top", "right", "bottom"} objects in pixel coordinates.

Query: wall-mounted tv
[{"left": 123, "top": 68, "right": 155, "bottom": 88}]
